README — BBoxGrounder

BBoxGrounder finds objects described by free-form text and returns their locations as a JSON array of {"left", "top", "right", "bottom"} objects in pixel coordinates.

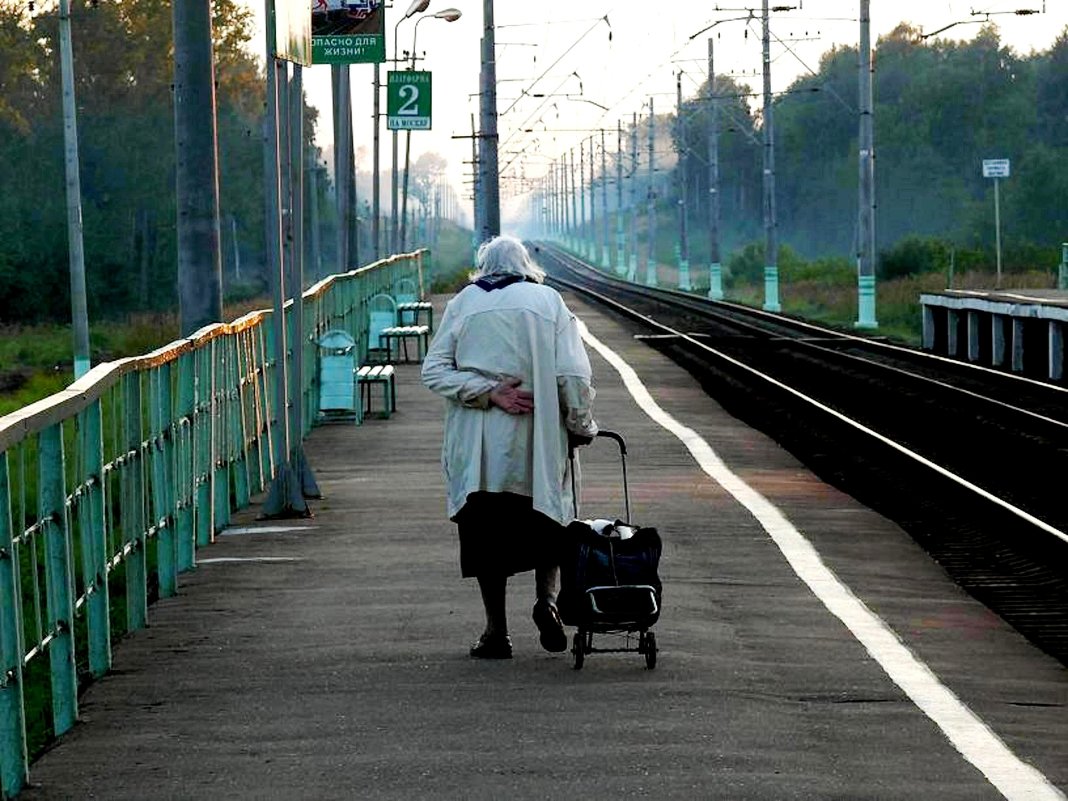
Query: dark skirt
[{"left": 454, "top": 491, "right": 564, "bottom": 578}]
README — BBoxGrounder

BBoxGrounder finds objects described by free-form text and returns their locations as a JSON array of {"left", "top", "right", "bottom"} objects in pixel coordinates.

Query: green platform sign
[
  {"left": 311, "top": 0, "right": 385, "bottom": 64},
  {"left": 387, "top": 71, "right": 432, "bottom": 130}
]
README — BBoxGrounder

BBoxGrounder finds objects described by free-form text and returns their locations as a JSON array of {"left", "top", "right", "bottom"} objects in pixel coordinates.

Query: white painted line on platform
[
  {"left": 220, "top": 526, "right": 319, "bottom": 536},
  {"left": 197, "top": 557, "right": 305, "bottom": 564},
  {"left": 578, "top": 320, "right": 1065, "bottom": 801}
]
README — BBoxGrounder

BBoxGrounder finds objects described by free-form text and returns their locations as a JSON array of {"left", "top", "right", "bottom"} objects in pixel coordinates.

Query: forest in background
[
  {"left": 668, "top": 23, "right": 1067, "bottom": 276},
  {"left": 1, "top": 4, "right": 1066, "bottom": 329}
]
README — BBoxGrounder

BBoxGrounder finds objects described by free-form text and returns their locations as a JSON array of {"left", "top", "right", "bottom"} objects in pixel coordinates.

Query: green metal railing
[{"left": 0, "top": 250, "right": 424, "bottom": 797}]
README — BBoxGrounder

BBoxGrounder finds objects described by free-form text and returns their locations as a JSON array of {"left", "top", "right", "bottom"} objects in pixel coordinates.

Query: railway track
[{"left": 535, "top": 242, "right": 1068, "bottom": 665}]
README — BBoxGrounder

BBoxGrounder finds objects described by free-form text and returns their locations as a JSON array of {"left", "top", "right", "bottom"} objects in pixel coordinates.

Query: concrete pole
[
  {"left": 173, "top": 0, "right": 224, "bottom": 337},
  {"left": 261, "top": 5, "right": 307, "bottom": 518},
  {"left": 761, "top": 0, "right": 781, "bottom": 311},
  {"left": 1059, "top": 243, "right": 1067, "bottom": 290},
  {"left": 308, "top": 159, "right": 322, "bottom": 279},
  {"left": 579, "top": 140, "right": 587, "bottom": 258},
  {"left": 333, "top": 66, "right": 351, "bottom": 271},
  {"left": 615, "top": 120, "right": 625, "bottom": 274},
  {"left": 58, "top": 0, "right": 90, "bottom": 377},
  {"left": 707, "top": 37, "right": 723, "bottom": 299},
  {"left": 479, "top": 0, "right": 501, "bottom": 241},
  {"left": 569, "top": 149, "right": 578, "bottom": 251},
  {"left": 601, "top": 128, "right": 610, "bottom": 268},
  {"left": 286, "top": 65, "right": 319, "bottom": 500},
  {"left": 676, "top": 72, "right": 692, "bottom": 291},
  {"left": 645, "top": 97, "right": 658, "bottom": 287},
  {"left": 391, "top": 128, "right": 399, "bottom": 252},
  {"left": 856, "top": 0, "right": 878, "bottom": 327},
  {"left": 373, "top": 64, "right": 381, "bottom": 260},
  {"left": 471, "top": 112, "right": 481, "bottom": 257},
  {"left": 628, "top": 112, "right": 639, "bottom": 281}
]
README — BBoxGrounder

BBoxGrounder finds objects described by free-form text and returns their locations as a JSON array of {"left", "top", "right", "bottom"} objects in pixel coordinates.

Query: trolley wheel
[
  {"left": 644, "top": 631, "right": 657, "bottom": 669},
  {"left": 572, "top": 632, "right": 585, "bottom": 670}
]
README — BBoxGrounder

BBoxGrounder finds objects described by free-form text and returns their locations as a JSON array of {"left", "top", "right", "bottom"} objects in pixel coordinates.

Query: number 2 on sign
[{"left": 398, "top": 85, "right": 419, "bottom": 116}]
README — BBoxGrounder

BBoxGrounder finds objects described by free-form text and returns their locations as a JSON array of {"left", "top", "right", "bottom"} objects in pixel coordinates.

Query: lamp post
[
  {"left": 58, "top": 0, "right": 90, "bottom": 377},
  {"left": 400, "top": 8, "right": 461, "bottom": 251}
]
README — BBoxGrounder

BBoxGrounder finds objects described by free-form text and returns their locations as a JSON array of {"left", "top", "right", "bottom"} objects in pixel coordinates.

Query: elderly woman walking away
[{"left": 422, "top": 235, "right": 598, "bottom": 659}]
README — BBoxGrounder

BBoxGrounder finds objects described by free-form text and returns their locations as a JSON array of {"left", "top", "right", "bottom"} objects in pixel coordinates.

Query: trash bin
[{"left": 317, "top": 329, "right": 360, "bottom": 422}]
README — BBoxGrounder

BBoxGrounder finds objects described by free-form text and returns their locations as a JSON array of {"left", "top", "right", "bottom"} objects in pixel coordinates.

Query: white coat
[{"left": 421, "top": 279, "right": 597, "bottom": 525}]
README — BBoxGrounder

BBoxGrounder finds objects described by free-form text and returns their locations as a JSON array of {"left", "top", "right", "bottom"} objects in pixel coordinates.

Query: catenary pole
[
  {"left": 645, "top": 97, "right": 657, "bottom": 287},
  {"left": 707, "top": 37, "right": 723, "bottom": 299},
  {"left": 261, "top": 4, "right": 307, "bottom": 518},
  {"left": 676, "top": 71, "right": 691, "bottom": 291},
  {"left": 615, "top": 120, "right": 625, "bottom": 274},
  {"left": 479, "top": 0, "right": 501, "bottom": 240},
  {"left": 601, "top": 127, "right": 610, "bottom": 268},
  {"left": 579, "top": 139, "right": 586, "bottom": 257},
  {"left": 287, "top": 65, "right": 319, "bottom": 499},
  {"left": 173, "top": 0, "right": 223, "bottom": 337},
  {"left": 334, "top": 65, "right": 351, "bottom": 271},
  {"left": 628, "top": 111, "right": 639, "bottom": 281},
  {"left": 856, "top": 0, "right": 878, "bottom": 327},
  {"left": 761, "top": 0, "right": 781, "bottom": 311},
  {"left": 58, "top": 0, "right": 90, "bottom": 376},
  {"left": 373, "top": 63, "right": 381, "bottom": 260}
]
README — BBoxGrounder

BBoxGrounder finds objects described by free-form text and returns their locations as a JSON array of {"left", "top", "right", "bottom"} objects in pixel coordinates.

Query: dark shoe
[
  {"left": 470, "top": 633, "right": 512, "bottom": 659},
  {"left": 532, "top": 600, "right": 567, "bottom": 653}
]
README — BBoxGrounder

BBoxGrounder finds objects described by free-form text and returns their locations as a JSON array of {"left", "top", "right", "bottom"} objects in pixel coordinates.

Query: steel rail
[{"left": 543, "top": 250, "right": 1068, "bottom": 547}]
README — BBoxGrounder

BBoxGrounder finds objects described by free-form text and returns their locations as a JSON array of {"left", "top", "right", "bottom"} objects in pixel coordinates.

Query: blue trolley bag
[{"left": 557, "top": 431, "right": 662, "bottom": 629}]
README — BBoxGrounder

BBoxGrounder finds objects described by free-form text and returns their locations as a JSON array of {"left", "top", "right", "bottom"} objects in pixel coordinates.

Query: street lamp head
[
  {"left": 433, "top": 8, "right": 462, "bottom": 22},
  {"left": 404, "top": 0, "right": 430, "bottom": 19}
]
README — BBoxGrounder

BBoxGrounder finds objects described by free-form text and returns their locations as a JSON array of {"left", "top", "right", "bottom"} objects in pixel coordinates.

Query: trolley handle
[
  {"left": 595, "top": 429, "right": 627, "bottom": 456},
  {"left": 569, "top": 429, "right": 631, "bottom": 524}
]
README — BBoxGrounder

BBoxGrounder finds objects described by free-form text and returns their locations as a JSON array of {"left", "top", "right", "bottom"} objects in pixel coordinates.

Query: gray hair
[{"left": 473, "top": 235, "right": 546, "bottom": 283}]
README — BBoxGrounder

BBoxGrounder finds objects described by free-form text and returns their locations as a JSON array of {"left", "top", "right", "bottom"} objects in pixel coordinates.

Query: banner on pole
[
  {"left": 276, "top": 0, "right": 312, "bottom": 65},
  {"left": 387, "top": 71, "right": 432, "bottom": 130},
  {"left": 311, "top": 0, "right": 385, "bottom": 64}
]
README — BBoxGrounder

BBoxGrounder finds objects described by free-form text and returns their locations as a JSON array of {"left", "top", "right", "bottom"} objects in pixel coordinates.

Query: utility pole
[
  {"left": 261, "top": 3, "right": 308, "bottom": 518},
  {"left": 856, "top": 0, "right": 877, "bottom": 327},
  {"left": 470, "top": 112, "right": 481, "bottom": 254},
  {"left": 761, "top": 0, "right": 781, "bottom": 311},
  {"left": 287, "top": 65, "right": 319, "bottom": 499},
  {"left": 589, "top": 135, "right": 597, "bottom": 263},
  {"left": 676, "top": 72, "right": 692, "bottom": 291},
  {"left": 579, "top": 140, "right": 586, "bottom": 258},
  {"left": 333, "top": 65, "right": 351, "bottom": 271},
  {"left": 707, "top": 37, "right": 723, "bottom": 299},
  {"left": 479, "top": 0, "right": 500, "bottom": 241},
  {"left": 173, "top": 0, "right": 223, "bottom": 337},
  {"left": 569, "top": 148, "right": 578, "bottom": 252},
  {"left": 646, "top": 97, "right": 657, "bottom": 287},
  {"left": 58, "top": 0, "right": 90, "bottom": 377},
  {"left": 373, "top": 64, "right": 381, "bottom": 260},
  {"left": 601, "top": 127, "right": 610, "bottom": 269},
  {"left": 308, "top": 158, "right": 322, "bottom": 279},
  {"left": 615, "top": 120, "right": 625, "bottom": 275},
  {"left": 628, "top": 112, "right": 639, "bottom": 282}
]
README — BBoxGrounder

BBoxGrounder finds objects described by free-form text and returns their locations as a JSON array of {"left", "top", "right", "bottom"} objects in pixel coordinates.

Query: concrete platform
[
  {"left": 921, "top": 288, "right": 1068, "bottom": 380},
  {"left": 21, "top": 294, "right": 1068, "bottom": 800}
]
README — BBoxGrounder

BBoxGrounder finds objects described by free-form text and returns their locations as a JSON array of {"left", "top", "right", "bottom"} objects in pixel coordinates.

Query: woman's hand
[{"left": 488, "top": 377, "right": 534, "bottom": 415}]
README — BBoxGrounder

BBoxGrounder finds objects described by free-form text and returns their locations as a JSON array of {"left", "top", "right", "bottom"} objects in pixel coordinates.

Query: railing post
[
  {"left": 0, "top": 452, "right": 28, "bottom": 797},
  {"left": 232, "top": 335, "right": 251, "bottom": 510},
  {"left": 255, "top": 325, "right": 273, "bottom": 488},
  {"left": 213, "top": 338, "right": 231, "bottom": 532},
  {"left": 77, "top": 401, "right": 111, "bottom": 676},
  {"left": 38, "top": 423, "right": 78, "bottom": 735},
  {"left": 150, "top": 364, "right": 178, "bottom": 598},
  {"left": 194, "top": 345, "right": 214, "bottom": 547},
  {"left": 175, "top": 351, "right": 197, "bottom": 572},
  {"left": 122, "top": 374, "right": 148, "bottom": 631}
]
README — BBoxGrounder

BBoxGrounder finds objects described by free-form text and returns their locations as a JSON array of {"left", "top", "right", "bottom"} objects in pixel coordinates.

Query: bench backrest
[
  {"left": 368, "top": 293, "right": 398, "bottom": 348},
  {"left": 395, "top": 277, "right": 419, "bottom": 306}
]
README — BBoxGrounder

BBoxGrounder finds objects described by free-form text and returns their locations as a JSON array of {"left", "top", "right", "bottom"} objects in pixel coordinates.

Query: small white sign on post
[
  {"left": 982, "top": 159, "right": 1010, "bottom": 286},
  {"left": 982, "top": 158, "right": 1010, "bottom": 179}
]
